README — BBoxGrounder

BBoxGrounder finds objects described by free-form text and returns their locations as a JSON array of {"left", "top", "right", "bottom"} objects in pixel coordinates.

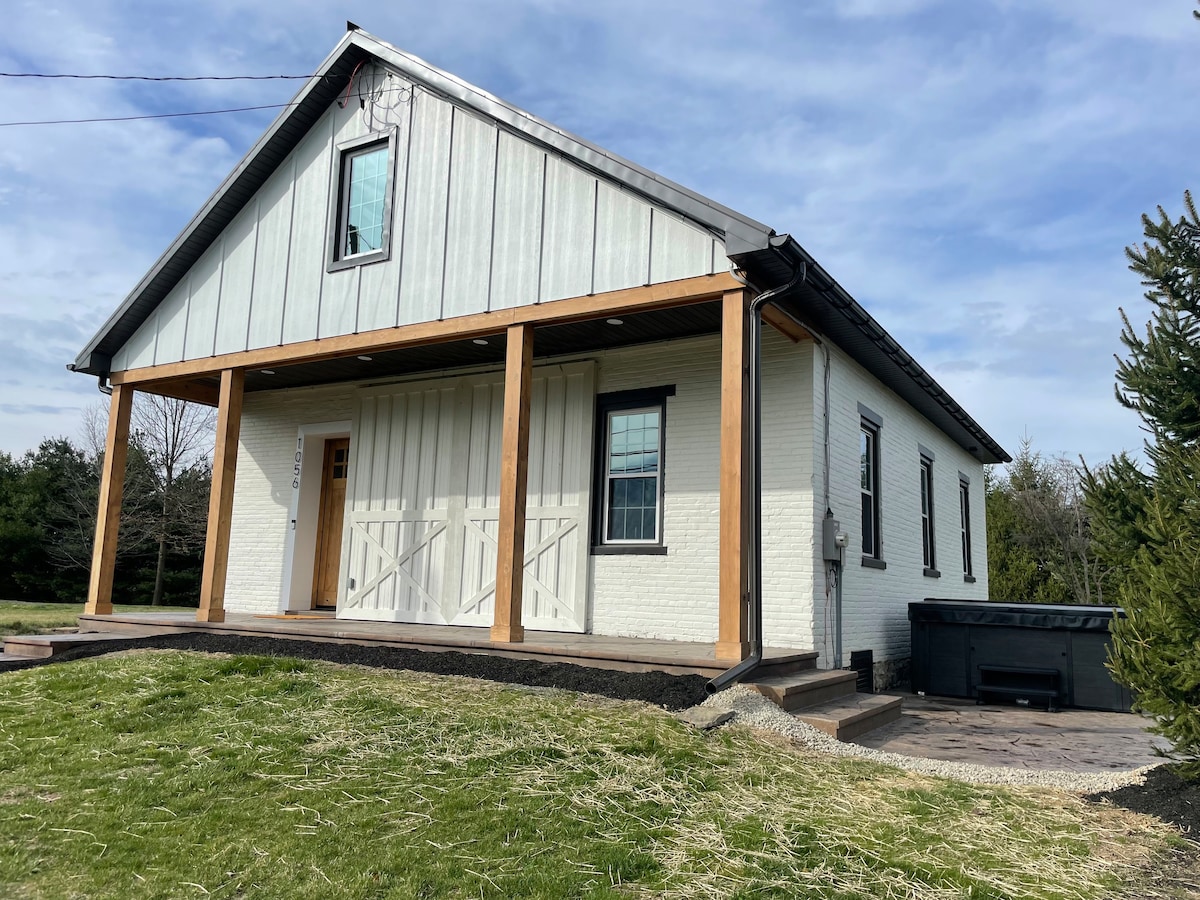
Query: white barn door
[{"left": 340, "top": 362, "right": 594, "bottom": 632}]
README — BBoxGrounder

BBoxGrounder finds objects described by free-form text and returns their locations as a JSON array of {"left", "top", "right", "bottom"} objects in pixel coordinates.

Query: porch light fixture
[
  {"left": 260, "top": 369, "right": 275, "bottom": 375},
  {"left": 357, "top": 355, "right": 373, "bottom": 361},
  {"left": 606, "top": 318, "right": 624, "bottom": 326},
  {"left": 472, "top": 338, "right": 489, "bottom": 345}
]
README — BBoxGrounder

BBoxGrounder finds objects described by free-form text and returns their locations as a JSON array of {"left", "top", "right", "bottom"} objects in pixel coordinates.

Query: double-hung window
[
  {"left": 960, "top": 473, "right": 975, "bottom": 581},
  {"left": 859, "top": 404, "right": 883, "bottom": 565},
  {"left": 919, "top": 446, "right": 938, "bottom": 577},
  {"left": 593, "top": 386, "right": 674, "bottom": 554},
  {"left": 328, "top": 130, "right": 398, "bottom": 271}
]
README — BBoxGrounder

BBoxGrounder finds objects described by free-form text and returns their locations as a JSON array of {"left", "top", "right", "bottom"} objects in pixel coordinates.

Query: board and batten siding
[
  {"left": 110, "top": 62, "right": 726, "bottom": 373},
  {"left": 340, "top": 362, "right": 594, "bottom": 632}
]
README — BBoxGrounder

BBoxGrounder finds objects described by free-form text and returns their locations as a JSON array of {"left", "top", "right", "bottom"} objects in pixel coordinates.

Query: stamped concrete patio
[{"left": 853, "top": 693, "right": 1171, "bottom": 772}]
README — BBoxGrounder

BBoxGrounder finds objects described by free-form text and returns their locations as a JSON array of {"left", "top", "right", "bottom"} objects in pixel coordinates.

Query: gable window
[
  {"left": 328, "top": 130, "right": 397, "bottom": 271},
  {"left": 960, "top": 473, "right": 975, "bottom": 582},
  {"left": 592, "top": 386, "right": 675, "bottom": 555},
  {"left": 859, "top": 403, "right": 883, "bottom": 567},
  {"left": 919, "top": 447, "right": 938, "bottom": 577}
]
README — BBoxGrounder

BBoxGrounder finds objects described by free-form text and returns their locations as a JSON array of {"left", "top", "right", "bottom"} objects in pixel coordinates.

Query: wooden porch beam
[
  {"left": 716, "top": 289, "right": 751, "bottom": 662},
  {"left": 111, "top": 272, "right": 740, "bottom": 386},
  {"left": 138, "top": 377, "right": 219, "bottom": 407},
  {"left": 84, "top": 384, "right": 134, "bottom": 615},
  {"left": 197, "top": 368, "right": 245, "bottom": 623},
  {"left": 762, "top": 304, "right": 813, "bottom": 344},
  {"left": 491, "top": 323, "right": 535, "bottom": 644}
]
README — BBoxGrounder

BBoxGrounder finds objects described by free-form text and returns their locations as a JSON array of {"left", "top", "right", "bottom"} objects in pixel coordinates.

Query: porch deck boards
[{"left": 76, "top": 611, "right": 814, "bottom": 678}]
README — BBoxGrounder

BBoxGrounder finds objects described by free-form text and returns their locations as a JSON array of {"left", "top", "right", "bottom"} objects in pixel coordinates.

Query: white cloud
[{"left": 1, "top": 0, "right": 1197, "bottom": 465}]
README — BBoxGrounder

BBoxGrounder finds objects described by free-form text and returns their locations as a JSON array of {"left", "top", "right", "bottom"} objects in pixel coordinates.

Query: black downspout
[{"left": 707, "top": 242, "right": 806, "bottom": 694}]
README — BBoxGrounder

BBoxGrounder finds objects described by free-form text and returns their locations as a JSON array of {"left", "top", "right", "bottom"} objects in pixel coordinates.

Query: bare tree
[
  {"left": 83, "top": 394, "right": 215, "bottom": 605},
  {"left": 131, "top": 394, "right": 216, "bottom": 605}
]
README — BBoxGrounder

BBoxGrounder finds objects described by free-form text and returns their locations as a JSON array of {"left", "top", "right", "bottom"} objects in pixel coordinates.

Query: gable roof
[{"left": 71, "top": 27, "right": 1008, "bottom": 464}]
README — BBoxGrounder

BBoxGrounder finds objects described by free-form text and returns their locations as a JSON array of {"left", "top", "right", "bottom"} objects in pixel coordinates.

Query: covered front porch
[{"left": 82, "top": 273, "right": 814, "bottom": 664}]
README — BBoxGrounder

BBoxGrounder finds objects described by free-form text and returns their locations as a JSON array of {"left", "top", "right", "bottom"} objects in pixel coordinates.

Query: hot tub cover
[{"left": 908, "top": 599, "right": 1125, "bottom": 632}]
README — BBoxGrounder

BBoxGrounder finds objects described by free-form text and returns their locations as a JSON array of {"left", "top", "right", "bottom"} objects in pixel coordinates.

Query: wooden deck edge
[{"left": 77, "top": 614, "right": 811, "bottom": 678}]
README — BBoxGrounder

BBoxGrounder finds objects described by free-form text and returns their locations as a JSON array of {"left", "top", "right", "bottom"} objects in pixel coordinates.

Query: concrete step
[
  {"left": 0, "top": 652, "right": 32, "bottom": 670},
  {"left": 745, "top": 668, "right": 859, "bottom": 712},
  {"left": 2, "top": 632, "right": 145, "bottom": 659},
  {"left": 795, "top": 694, "right": 904, "bottom": 741}
]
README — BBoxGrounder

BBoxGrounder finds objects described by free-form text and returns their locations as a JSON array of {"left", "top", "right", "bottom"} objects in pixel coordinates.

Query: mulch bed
[
  {"left": 8, "top": 631, "right": 1200, "bottom": 839},
  {"left": 1087, "top": 764, "right": 1200, "bottom": 836}
]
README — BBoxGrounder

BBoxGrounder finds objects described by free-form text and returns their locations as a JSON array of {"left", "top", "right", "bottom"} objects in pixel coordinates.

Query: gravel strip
[{"left": 700, "top": 686, "right": 1156, "bottom": 793}]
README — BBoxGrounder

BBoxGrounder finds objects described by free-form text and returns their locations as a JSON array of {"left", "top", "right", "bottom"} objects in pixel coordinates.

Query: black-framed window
[
  {"left": 860, "top": 414, "right": 882, "bottom": 560},
  {"left": 328, "top": 130, "right": 397, "bottom": 271},
  {"left": 959, "top": 473, "right": 974, "bottom": 580},
  {"left": 592, "top": 385, "right": 674, "bottom": 555},
  {"left": 919, "top": 451, "right": 938, "bottom": 576}
]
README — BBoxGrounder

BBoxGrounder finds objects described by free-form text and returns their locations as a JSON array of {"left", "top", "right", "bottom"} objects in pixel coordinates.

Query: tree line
[{"left": 0, "top": 395, "right": 213, "bottom": 607}]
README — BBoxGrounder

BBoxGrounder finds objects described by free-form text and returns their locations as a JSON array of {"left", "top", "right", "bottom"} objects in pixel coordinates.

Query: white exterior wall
[
  {"left": 589, "top": 330, "right": 816, "bottom": 647},
  {"left": 226, "top": 383, "right": 358, "bottom": 613},
  {"left": 223, "top": 331, "right": 819, "bottom": 648},
  {"left": 816, "top": 343, "right": 989, "bottom": 674}
]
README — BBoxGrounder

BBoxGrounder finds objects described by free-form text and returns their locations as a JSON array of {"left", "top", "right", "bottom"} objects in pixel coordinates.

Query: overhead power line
[
  {"left": 0, "top": 72, "right": 322, "bottom": 82},
  {"left": 0, "top": 102, "right": 296, "bottom": 128}
]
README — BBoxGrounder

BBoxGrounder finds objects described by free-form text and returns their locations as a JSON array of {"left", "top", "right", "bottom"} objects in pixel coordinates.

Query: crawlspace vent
[{"left": 849, "top": 649, "right": 874, "bottom": 694}]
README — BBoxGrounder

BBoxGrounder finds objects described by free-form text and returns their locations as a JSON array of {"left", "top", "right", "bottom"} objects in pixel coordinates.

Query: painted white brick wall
[
  {"left": 590, "top": 330, "right": 817, "bottom": 648},
  {"left": 222, "top": 328, "right": 988, "bottom": 667},
  {"left": 225, "top": 384, "right": 356, "bottom": 613},
  {"left": 814, "top": 343, "right": 989, "bottom": 668}
]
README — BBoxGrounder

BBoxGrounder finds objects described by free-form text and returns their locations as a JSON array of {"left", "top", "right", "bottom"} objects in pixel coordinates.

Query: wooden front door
[{"left": 312, "top": 437, "right": 350, "bottom": 608}]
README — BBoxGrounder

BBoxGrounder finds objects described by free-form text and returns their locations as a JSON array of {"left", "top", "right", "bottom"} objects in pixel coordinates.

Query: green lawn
[
  {"left": 0, "top": 601, "right": 185, "bottom": 637},
  {"left": 0, "top": 652, "right": 1174, "bottom": 899}
]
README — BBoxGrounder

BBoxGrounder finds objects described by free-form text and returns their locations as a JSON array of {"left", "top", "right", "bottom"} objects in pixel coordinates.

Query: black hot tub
[{"left": 908, "top": 600, "right": 1133, "bottom": 712}]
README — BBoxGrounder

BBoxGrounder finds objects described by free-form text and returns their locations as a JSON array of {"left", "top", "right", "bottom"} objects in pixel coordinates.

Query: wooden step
[
  {"left": 795, "top": 694, "right": 903, "bottom": 741},
  {"left": 2, "top": 632, "right": 145, "bottom": 659},
  {"left": 754, "top": 651, "right": 819, "bottom": 678},
  {"left": 745, "top": 668, "right": 858, "bottom": 712}
]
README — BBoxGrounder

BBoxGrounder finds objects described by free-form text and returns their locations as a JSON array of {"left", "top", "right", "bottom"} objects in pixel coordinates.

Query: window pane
[
  {"left": 607, "top": 476, "right": 656, "bottom": 542},
  {"left": 642, "top": 507, "right": 657, "bottom": 540},
  {"left": 860, "top": 431, "right": 872, "bottom": 491},
  {"left": 861, "top": 493, "right": 874, "bottom": 555},
  {"left": 609, "top": 410, "right": 660, "bottom": 475},
  {"left": 607, "top": 507, "right": 626, "bottom": 541},
  {"left": 343, "top": 145, "right": 388, "bottom": 257}
]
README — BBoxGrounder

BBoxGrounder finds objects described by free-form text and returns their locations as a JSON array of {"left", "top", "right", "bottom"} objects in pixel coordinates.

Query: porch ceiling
[{"left": 187, "top": 300, "right": 725, "bottom": 394}]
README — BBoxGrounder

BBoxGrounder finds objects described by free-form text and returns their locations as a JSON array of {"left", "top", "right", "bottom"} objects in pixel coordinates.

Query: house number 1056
[{"left": 291, "top": 438, "right": 303, "bottom": 490}]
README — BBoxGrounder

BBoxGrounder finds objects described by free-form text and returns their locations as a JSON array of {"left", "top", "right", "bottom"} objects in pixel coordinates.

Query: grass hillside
[
  {"left": 0, "top": 600, "right": 175, "bottom": 637},
  {"left": 0, "top": 652, "right": 1176, "bottom": 898}
]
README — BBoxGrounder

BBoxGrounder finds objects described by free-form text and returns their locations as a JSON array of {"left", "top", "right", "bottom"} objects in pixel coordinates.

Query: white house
[{"left": 72, "top": 27, "right": 1008, "bottom": 690}]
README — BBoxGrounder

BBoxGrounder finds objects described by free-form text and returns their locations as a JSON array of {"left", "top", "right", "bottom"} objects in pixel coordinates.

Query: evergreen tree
[
  {"left": 1089, "top": 192, "right": 1200, "bottom": 774},
  {"left": 1115, "top": 191, "right": 1200, "bottom": 450}
]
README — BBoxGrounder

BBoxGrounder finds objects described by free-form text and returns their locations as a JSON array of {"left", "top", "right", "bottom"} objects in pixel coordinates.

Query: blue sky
[{"left": 1, "top": 0, "right": 1197, "bottom": 466}]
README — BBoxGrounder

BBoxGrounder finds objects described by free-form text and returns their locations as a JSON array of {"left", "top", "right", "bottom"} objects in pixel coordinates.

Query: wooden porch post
[
  {"left": 716, "top": 289, "right": 751, "bottom": 662},
  {"left": 198, "top": 368, "right": 245, "bottom": 623},
  {"left": 84, "top": 384, "right": 135, "bottom": 615},
  {"left": 491, "top": 323, "right": 534, "bottom": 643}
]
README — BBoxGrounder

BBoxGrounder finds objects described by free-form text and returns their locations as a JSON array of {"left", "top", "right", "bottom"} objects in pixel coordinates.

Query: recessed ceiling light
[
  {"left": 357, "top": 355, "right": 373, "bottom": 361},
  {"left": 260, "top": 369, "right": 275, "bottom": 375},
  {"left": 472, "top": 338, "right": 489, "bottom": 346},
  {"left": 606, "top": 318, "right": 624, "bottom": 326}
]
